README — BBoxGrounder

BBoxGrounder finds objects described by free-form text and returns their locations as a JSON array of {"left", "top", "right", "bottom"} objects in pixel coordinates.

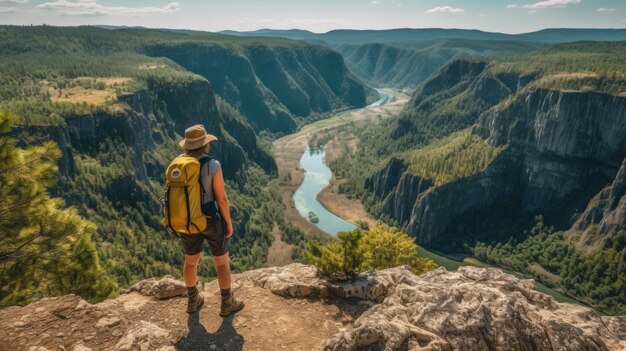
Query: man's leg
[
  {"left": 213, "top": 252, "right": 244, "bottom": 317},
  {"left": 212, "top": 253, "right": 231, "bottom": 291},
  {"left": 184, "top": 253, "right": 204, "bottom": 313},
  {"left": 184, "top": 253, "right": 201, "bottom": 287}
]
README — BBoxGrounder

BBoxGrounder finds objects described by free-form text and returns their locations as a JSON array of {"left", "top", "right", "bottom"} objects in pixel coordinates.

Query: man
[{"left": 174, "top": 124, "right": 244, "bottom": 316}]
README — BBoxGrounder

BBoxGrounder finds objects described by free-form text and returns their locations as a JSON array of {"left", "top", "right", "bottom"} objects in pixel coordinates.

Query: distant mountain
[
  {"left": 220, "top": 27, "right": 626, "bottom": 45},
  {"left": 221, "top": 28, "right": 319, "bottom": 41},
  {"left": 518, "top": 28, "right": 626, "bottom": 43}
]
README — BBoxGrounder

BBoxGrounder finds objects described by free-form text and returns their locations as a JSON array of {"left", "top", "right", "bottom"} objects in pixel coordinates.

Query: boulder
[{"left": 129, "top": 276, "right": 187, "bottom": 300}]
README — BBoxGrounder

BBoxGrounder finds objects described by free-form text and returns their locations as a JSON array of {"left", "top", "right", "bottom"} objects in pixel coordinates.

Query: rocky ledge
[{"left": 1, "top": 264, "right": 624, "bottom": 351}]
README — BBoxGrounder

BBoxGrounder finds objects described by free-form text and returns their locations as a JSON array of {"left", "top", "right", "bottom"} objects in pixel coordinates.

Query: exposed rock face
[
  {"left": 239, "top": 263, "right": 396, "bottom": 303},
  {"left": 475, "top": 89, "right": 626, "bottom": 165},
  {"left": 1, "top": 264, "right": 624, "bottom": 351}
]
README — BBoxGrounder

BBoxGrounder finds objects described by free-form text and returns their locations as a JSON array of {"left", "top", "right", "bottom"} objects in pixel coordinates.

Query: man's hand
[{"left": 225, "top": 222, "right": 234, "bottom": 238}]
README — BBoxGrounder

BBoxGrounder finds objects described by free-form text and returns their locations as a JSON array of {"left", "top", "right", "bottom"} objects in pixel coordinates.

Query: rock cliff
[
  {"left": 1, "top": 264, "right": 624, "bottom": 351},
  {"left": 365, "top": 59, "right": 626, "bottom": 249},
  {"left": 570, "top": 156, "right": 626, "bottom": 249}
]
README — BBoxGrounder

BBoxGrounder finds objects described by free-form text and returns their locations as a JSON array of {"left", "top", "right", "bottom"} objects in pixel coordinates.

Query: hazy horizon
[{"left": 0, "top": 0, "right": 624, "bottom": 34}]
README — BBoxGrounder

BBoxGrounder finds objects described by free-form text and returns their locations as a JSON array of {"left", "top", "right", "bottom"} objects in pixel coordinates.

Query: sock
[
  {"left": 187, "top": 285, "right": 198, "bottom": 298},
  {"left": 220, "top": 288, "right": 231, "bottom": 298}
]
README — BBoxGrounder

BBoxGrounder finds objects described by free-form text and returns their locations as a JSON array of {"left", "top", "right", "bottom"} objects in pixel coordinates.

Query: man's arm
[{"left": 212, "top": 167, "right": 233, "bottom": 237}]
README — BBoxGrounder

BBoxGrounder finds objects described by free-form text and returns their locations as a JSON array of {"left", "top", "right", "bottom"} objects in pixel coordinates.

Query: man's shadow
[{"left": 175, "top": 312, "right": 244, "bottom": 351}]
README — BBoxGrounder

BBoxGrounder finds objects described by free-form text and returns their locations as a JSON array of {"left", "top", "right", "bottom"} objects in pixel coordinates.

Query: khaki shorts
[{"left": 179, "top": 220, "right": 230, "bottom": 256}]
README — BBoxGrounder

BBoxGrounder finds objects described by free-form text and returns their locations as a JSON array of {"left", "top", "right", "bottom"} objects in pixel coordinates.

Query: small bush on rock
[
  {"left": 304, "top": 225, "right": 437, "bottom": 281},
  {"left": 304, "top": 229, "right": 366, "bottom": 281}
]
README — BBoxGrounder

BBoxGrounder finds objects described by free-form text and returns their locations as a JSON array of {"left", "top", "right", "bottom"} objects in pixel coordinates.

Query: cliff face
[
  {"left": 145, "top": 42, "right": 369, "bottom": 133},
  {"left": 15, "top": 79, "right": 274, "bottom": 181},
  {"left": 2, "top": 264, "right": 624, "bottom": 351},
  {"left": 571, "top": 157, "right": 626, "bottom": 248},
  {"left": 366, "top": 63, "right": 626, "bottom": 247},
  {"left": 475, "top": 89, "right": 626, "bottom": 164},
  {"left": 147, "top": 78, "right": 276, "bottom": 177}
]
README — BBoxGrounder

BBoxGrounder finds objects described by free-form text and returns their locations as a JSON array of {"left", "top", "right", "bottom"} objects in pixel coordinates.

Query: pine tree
[{"left": 0, "top": 111, "right": 116, "bottom": 305}]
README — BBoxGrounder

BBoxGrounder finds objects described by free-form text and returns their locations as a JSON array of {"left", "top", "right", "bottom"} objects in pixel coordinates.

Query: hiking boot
[
  {"left": 220, "top": 293, "right": 244, "bottom": 317},
  {"left": 187, "top": 292, "right": 204, "bottom": 314}
]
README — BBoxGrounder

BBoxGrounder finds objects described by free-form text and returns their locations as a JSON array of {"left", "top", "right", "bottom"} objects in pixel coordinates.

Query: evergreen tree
[{"left": 0, "top": 112, "right": 116, "bottom": 305}]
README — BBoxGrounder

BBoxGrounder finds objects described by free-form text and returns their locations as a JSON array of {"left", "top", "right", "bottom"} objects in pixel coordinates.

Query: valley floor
[{"left": 269, "top": 89, "right": 409, "bottom": 263}]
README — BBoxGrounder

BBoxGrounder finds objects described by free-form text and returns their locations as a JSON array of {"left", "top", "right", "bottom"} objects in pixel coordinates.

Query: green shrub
[
  {"left": 362, "top": 226, "right": 438, "bottom": 275},
  {"left": 304, "top": 226, "right": 437, "bottom": 281},
  {"left": 304, "top": 229, "right": 366, "bottom": 281}
]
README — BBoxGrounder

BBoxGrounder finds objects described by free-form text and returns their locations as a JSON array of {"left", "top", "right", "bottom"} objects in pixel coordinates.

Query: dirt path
[{"left": 270, "top": 90, "right": 409, "bottom": 247}]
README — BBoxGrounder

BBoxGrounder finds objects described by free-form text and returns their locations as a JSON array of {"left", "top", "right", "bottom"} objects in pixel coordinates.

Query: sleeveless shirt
[{"left": 199, "top": 157, "right": 221, "bottom": 203}]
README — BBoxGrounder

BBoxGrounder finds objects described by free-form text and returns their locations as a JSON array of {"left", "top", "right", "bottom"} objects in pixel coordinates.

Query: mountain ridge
[{"left": 220, "top": 27, "right": 626, "bottom": 44}]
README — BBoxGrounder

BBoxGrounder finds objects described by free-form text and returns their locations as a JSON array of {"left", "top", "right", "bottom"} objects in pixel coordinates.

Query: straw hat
[{"left": 179, "top": 124, "right": 218, "bottom": 150}]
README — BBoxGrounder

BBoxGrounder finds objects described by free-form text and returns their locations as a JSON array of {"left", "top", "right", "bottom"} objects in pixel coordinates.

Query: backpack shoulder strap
[{"left": 198, "top": 155, "right": 214, "bottom": 194}]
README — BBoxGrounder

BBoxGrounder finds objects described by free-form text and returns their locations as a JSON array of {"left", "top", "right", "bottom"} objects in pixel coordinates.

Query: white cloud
[
  {"left": 507, "top": 4, "right": 519, "bottom": 8},
  {"left": 479, "top": 13, "right": 488, "bottom": 17},
  {"left": 523, "top": 0, "right": 581, "bottom": 9},
  {"left": 597, "top": 7, "right": 615, "bottom": 12},
  {"left": 425, "top": 6, "right": 465, "bottom": 14},
  {"left": 0, "top": 0, "right": 28, "bottom": 3},
  {"left": 0, "top": 6, "right": 17, "bottom": 12},
  {"left": 37, "top": 0, "right": 180, "bottom": 17},
  {"left": 371, "top": 0, "right": 380, "bottom": 4}
]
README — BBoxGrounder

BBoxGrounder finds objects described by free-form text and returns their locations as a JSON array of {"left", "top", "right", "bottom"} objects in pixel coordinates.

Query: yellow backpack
[{"left": 163, "top": 155, "right": 208, "bottom": 234}]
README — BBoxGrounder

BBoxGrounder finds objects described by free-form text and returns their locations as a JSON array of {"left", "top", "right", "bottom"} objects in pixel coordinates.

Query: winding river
[
  {"left": 293, "top": 146, "right": 357, "bottom": 235},
  {"left": 290, "top": 89, "right": 587, "bottom": 307}
]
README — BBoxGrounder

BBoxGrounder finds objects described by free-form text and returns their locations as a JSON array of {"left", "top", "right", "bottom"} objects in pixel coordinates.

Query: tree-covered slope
[{"left": 335, "top": 39, "right": 544, "bottom": 88}]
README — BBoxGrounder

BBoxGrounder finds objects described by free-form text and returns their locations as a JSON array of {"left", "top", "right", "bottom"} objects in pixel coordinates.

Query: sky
[{"left": 0, "top": 0, "right": 625, "bottom": 34}]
